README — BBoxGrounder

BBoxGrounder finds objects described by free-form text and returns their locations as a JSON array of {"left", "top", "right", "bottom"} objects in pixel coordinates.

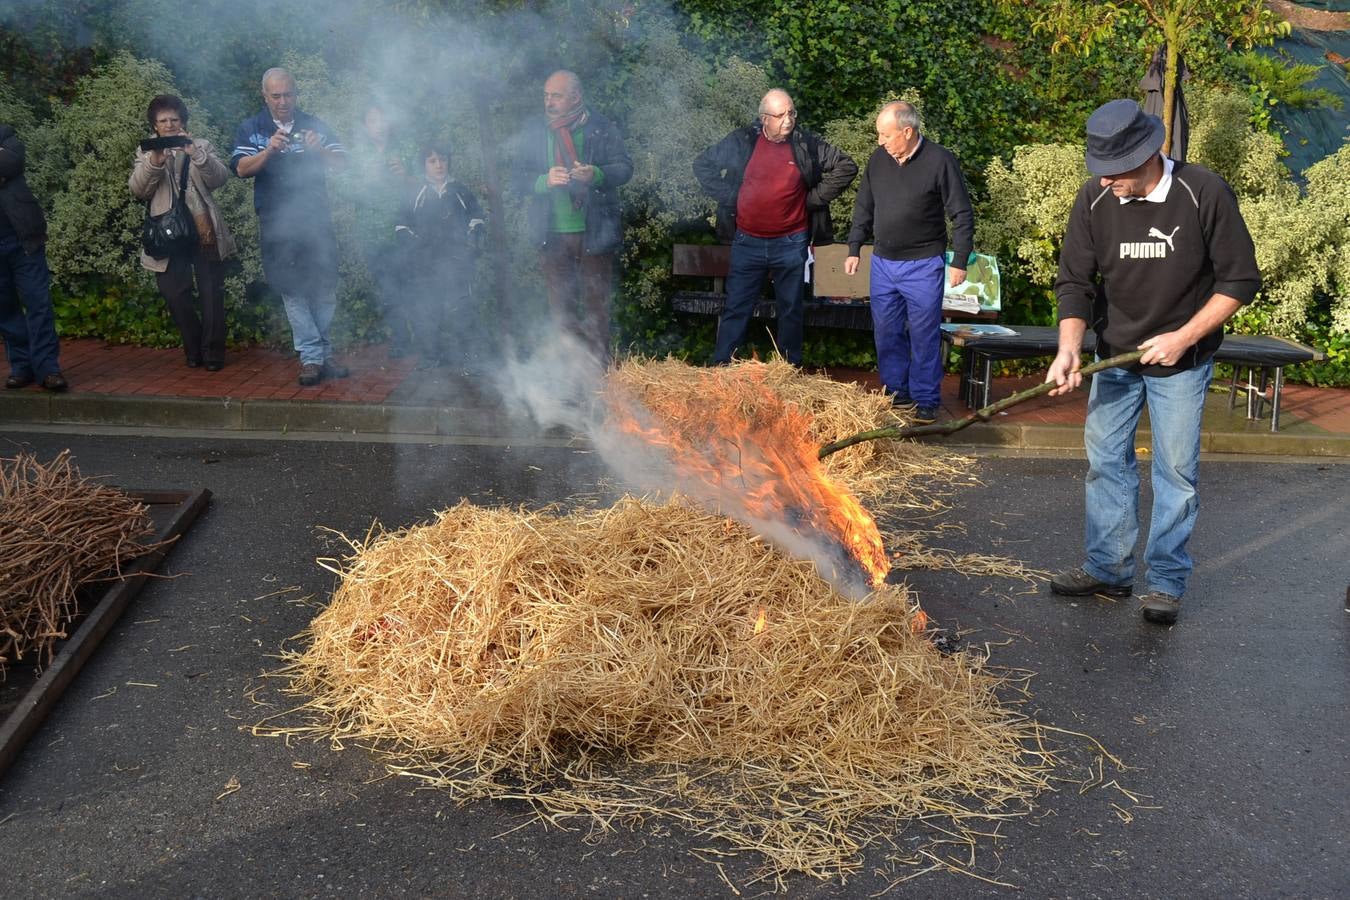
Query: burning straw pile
[
  {"left": 268, "top": 356, "right": 1056, "bottom": 882},
  {"left": 606, "top": 357, "right": 970, "bottom": 517},
  {"left": 1, "top": 451, "right": 157, "bottom": 676}
]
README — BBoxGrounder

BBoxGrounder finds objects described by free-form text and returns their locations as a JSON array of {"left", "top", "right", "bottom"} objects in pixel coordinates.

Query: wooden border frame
[{"left": 0, "top": 487, "right": 211, "bottom": 779}]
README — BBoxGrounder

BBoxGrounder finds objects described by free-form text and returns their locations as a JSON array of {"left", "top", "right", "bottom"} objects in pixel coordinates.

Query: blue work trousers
[{"left": 868, "top": 254, "right": 946, "bottom": 406}]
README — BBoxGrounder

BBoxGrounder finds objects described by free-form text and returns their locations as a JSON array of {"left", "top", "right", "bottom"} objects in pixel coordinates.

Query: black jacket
[
  {"left": 692, "top": 123, "right": 858, "bottom": 244},
  {"left": 0, "top": 124, "right": 48, "bottom": 253},
  {"left": 516, "top": 110, "right": 632, "bottom": 255},
  {"left": 396, "top": 180, "right": 484, "bottom": 258}
]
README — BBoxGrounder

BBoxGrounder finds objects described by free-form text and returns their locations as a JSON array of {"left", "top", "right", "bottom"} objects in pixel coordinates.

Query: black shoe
[
  {"left": 890, "top": 393, "right": 914, "bottom": 409},
  {"left": 5, "top": 373, "right": 34, "bottom": 389},
  {"left": 912, "top": 405, "right": 939, "bottom": 425},
  {"left": 320, "top": 360, "right": 349, "bottom": 379},
  {"left": 186, "top": 358, "right": 202, "bottom": 368},
  {"left": 1050, "top": 566, "right": 1132, "bottom": 598},
  {"left": 205, "top": 362, "right": 223, "bottom": 372},
  {"left": 41, "top": 372, "right": 69, "bottom": 393},
  {"left": 1140, "top": 591, "right": 1181, "bottom": 625},
  {"left": 298, "top": 363, "right": 322, "bottom": 386}
]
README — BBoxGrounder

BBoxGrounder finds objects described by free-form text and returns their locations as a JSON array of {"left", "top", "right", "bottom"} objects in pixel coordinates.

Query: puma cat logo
[{"left": 1147, "top": 226, "right": 1180, "bottom": 252}]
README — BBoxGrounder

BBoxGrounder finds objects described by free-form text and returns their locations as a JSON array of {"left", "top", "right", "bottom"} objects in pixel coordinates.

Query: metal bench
[
  {"left": 940, "top": 325, "right": 1323, "bottom": 431},
  {"left": 669, "top": 243, "right": 996, "bottom": 333}
]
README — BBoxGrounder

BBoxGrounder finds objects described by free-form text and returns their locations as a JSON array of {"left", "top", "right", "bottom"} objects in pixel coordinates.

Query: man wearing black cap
[{"left": 1044, "top": 99, "right": 1261, "bottom": 625}]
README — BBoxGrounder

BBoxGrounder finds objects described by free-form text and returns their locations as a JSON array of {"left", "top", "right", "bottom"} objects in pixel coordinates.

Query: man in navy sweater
[
  {"left": 845, "top": 101, "right": 973, "bottom": 424},
  {"left": 1045, "top": 100, "right": 1261, "bottom": 625}
]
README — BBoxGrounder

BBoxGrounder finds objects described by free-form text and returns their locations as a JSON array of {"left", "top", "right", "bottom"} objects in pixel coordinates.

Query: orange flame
[
  {"left": 605, "top": 365, "right": 889, "bottom": 589},
  {"left": 754, "top": 607, "right": 767, "bottom": 635}
]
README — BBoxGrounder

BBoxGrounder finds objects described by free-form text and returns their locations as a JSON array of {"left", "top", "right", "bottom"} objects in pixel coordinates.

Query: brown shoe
[
  {"left": 41, "top": 372, "right": 68, "bottom": 393},
  {"left": 298, "top": 363, "right": 322, "bottom": 386},
  {"left": 1140, "top": 592, "right": 1182, "bottom": 625}
]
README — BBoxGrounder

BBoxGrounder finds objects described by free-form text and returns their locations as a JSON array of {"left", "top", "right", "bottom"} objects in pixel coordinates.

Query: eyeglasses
[{"left": 763, "top": 109, "right": 797, "bottom": 121}]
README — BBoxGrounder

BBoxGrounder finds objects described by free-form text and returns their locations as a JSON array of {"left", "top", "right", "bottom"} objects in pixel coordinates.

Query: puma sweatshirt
[{"left": 1055, "top": 160, "right": 1261, "bottom": 375}]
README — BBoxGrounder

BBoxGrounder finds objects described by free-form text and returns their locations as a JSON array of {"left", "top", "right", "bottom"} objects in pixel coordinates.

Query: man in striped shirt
[{"left": 230, "top": 68, "right": 348, "bottom": 387}]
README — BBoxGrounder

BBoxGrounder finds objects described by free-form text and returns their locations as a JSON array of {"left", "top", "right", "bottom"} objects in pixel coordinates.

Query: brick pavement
[{"left": 4, "top": 338, "right": 1348, "bottom": 440}]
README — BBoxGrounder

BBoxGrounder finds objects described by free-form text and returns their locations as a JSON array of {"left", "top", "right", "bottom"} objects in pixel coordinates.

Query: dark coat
[
  {"left": 0, "top": 124, "right": 49, "bottom": 253},
  {"left": 692, "top": 123, "right": 858, "bottom": 244},
  {"left": 516, "top": 110, "right": 632, "bottom": 255}
]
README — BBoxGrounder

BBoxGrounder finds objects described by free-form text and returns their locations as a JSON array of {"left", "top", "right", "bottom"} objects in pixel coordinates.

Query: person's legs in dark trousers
[
  {"left": 766, "top": 231, "right": 808, "bottom": 365},
  {"left": 579, "top": 251, "right": 615, "bottom": 364},
  {"left": 435, "top": 253, "right": 475, "bottom": 370},
  {"left": 156, "top": 253, "right": 205, "bottom": 366},
  {"left": 0, "top": 236, "right": 61, "bottom": 380},
  {"left": 712, "top": 231, "right": 770, "bottom": 364},
  {"left": 195, "top": 249, "right": 226, "bottom": 367},
  {"left": 541, "top": 232, "right": 584, "bottom": 347}
]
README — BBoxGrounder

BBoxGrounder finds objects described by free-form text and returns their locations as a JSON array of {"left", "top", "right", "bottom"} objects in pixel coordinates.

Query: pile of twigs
[{"left": 0, "top": 451, "right": 157, "bottom": 675}]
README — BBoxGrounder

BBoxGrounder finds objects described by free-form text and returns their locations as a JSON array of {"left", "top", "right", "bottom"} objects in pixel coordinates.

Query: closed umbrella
[{"left": 1140, "top": 44, "right": 1189, "bottom": 161}]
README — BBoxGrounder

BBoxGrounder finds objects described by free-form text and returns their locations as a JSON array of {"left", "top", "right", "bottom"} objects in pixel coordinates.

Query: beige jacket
[{"left": 129, "top": 138, "right": 236, "bottom": 271}]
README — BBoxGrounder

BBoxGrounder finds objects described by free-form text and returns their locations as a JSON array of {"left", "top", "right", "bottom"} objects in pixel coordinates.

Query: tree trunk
[{"left": 1161, "top": 20, "right": 1181, "bottom": 156}]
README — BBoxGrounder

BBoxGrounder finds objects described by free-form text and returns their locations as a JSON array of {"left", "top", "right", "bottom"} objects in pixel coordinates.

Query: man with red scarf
[{"left": 520, "top": 70, "right": 632, "bottom": 362}]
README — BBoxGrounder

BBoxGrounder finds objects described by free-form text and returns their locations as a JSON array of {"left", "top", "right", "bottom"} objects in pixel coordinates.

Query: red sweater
[{"left": 735, "top": 135, "right": 807, "bottom": 238}]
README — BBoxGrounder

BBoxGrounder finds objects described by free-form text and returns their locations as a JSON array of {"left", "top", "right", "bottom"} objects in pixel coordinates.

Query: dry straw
[
  {"left": 266, "top": 515, "right": 1052, "bottom": 880},
  {"left": 261, "top": 360, "right": 1059, "bottom": 884},
  {"left": 1, "top": 450, "right": 157, "bottom": 675}
]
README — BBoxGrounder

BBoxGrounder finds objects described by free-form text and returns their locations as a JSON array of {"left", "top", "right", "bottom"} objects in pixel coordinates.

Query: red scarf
[{"left": 549, "top": 107, "right": 588, "bottom": 168}]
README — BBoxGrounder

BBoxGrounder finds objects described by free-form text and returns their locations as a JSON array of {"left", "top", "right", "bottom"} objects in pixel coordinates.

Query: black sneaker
[
  {"left": 890, "top": 393, "right": 914, "bottom": 408},
  {"left": 912, "top": 405, "right": 939, "bottom": 425},
  {"left": 1140, "top": 591, "right": 1181, "bottom": 624},
  {"left": 1050, "top": 566, "right": 1132, "bottom": 598},
  {"left": 298, "top": 363, "right": 322, "bottom": 386}
]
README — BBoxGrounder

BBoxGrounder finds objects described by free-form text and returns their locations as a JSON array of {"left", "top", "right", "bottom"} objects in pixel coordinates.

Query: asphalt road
[{"left": 0, "top": 431, "right": 1346, "bottom": 899}]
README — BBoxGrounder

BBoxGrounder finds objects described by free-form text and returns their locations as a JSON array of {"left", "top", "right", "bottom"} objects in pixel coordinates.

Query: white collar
[
  {"left": 891, "top": 135, "right": 923, "bottom": 166},
  {"left": 274, "top": 119, "right": 294, "bottom": 133},
  {"left": 1120, "top": 156, "right": 1173, "bottom": 204}
]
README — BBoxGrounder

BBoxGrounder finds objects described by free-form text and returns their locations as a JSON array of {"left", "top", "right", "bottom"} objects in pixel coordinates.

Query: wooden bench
[
  {"left": 669, "top": 243, "right": 995, "bottom": 333},
  {"left": 941, "top": 325, "right": 1324, "bottom": 431}
]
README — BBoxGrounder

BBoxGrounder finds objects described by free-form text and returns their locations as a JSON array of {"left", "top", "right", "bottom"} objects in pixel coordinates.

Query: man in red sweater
[{"left": 693, "top": 89, "right": 856, "bottom": 366}]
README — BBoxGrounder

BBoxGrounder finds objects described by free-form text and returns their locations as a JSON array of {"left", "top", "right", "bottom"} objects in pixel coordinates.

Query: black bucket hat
[{"left": 1084, "top": 99, "right": 1164, "bottom": 177}]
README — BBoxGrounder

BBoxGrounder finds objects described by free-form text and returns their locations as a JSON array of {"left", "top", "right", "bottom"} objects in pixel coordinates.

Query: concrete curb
[{"left": 4, "top": 393, "right": 1349, "bottom": 457}]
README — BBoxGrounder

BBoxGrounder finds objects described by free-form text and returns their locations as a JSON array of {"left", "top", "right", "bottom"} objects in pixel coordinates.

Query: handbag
[{"left": 141, "top": 154, "right": 197, "bottom": 258}]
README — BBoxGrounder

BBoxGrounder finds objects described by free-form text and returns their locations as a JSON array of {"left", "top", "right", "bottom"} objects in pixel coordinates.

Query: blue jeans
[
  {"left": 0, "top": 236, "right": 61, "bottom": 379},
  {"left": 1083, "top": 360, "right": 1213, "bottom": 597},
  {"left": 868, "top": 254, "right": 946, "bottom": 406},
  {"left": 281, "top": 289, "right": 338, "bottom": 366},
  {"left": 712, "top": 229, "right": 808, "bottom": 365}
]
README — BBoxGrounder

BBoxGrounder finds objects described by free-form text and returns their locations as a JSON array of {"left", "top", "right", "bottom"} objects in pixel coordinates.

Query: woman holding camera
[{"left": 129, "top": 94, "right": 236, "bottom": 370}]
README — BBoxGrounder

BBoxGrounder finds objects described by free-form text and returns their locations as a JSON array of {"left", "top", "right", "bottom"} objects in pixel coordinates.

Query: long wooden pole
[{"left": 817, "top": 350, "right": 1145, "bottom": 458}]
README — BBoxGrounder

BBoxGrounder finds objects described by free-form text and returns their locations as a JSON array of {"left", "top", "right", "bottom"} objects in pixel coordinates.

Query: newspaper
[{"left": 942, "top": 252, "right": 1001, "bottom": 314}]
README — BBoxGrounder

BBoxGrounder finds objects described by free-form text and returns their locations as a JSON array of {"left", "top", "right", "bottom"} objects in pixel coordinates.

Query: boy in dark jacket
[{"left": 396, "top": 144, "right": 485, "bottom": 372}]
